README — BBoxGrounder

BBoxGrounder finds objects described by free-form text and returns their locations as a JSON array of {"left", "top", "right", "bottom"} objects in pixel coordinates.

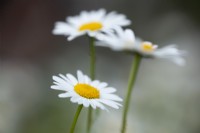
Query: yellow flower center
[
  {"left": 141, "top": 42, "right": 155, "bottom": 52},
  {"left": 74, "top": 84, "right": 100, "bottom": 99},
  {"left": 79, "top": 22, "right": 103, "bottom": 31}
]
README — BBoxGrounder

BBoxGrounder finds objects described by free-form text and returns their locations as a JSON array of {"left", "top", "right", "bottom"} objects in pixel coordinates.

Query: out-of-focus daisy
[
  {"left": 51, "top": 70, "right": 122, "bottom": 111},
  {"left": 134, "top": 41, "right": 186, "bottom": 66},
  {"left": 52, "top": 9, "right": 131, "bottom": 41},
  {"left": 96, "top": 27, "right": 186, "bottom": 66}
]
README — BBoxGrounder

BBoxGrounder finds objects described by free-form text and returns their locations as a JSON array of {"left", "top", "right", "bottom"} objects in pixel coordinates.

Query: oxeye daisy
[
  {"left": 96, "top": 27, "right": 186, "bottom": 66},
  {"left": 52, "top": 9, "right": 131, "bottom": 41},
  {"left": 134, "top": 41, "right": 186, "bottom": 66},
  {"left": 51, "top": 70, "right": 122, "bottom": 111}
]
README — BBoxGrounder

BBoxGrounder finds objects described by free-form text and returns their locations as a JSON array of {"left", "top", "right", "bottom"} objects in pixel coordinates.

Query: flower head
[
  {"left": 52, "top": 9, "right": 131, "bottom": 41},
  {"left": 51, "top": 70, "right": 122, "bottom": 111},
  {"left": 96, "top": 27, "right": 186, "bottom": 66},
  {"left": 135, "top": 40, "right": 186, "bottom": 66}
]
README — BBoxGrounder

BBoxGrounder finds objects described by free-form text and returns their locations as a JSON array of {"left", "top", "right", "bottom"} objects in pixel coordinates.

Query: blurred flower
[
  {"left": 52, "top": 9, "right": 131, "bottom": 41},
  {"left": 51, "top": 70, "right": 122, "bottom": 111},
  {"left": 96, "top": 27, "right": 186, "bottom": 66},
  {"left": 135, "top": 41, "right": 186, "bottom": 66}
]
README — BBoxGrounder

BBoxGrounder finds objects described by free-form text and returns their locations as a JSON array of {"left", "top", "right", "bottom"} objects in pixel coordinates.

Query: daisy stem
[
  {"left": 121, "top": 54, "right": 142, "bottom": 133},
  {"left": 89, "top": 37, "right": 96, "bottom": 80},
  {"left": 87, "top": 37, "right": 96, "bottom": 133},
  {"left": 70, "top": 105, "right": 83, "bottom": 133}
]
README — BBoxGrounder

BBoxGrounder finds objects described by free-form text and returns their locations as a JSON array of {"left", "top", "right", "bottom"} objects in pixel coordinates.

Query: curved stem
[
  {"left": 70, "top": 105, "right": 83, "bottom": 133},
  {"left": 121, "top": 54, "right": 142, "bottom": 133},
  {"left": 87, "top": 37, "right": 96, "bottom": 133}
]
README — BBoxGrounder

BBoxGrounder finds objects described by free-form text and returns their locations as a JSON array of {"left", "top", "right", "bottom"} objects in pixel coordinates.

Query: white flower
[
  {"left": 135, "top": 41, "right": 186, "bottom": 66},
  {"left": 96, "top": 27, "right": 186, "bottom": 66},
  {"left": 52, "top": 9, "right": 131, "bottom": 41},
  {"left": 51, "top": 70, "right": 122, "bottom": 111}
]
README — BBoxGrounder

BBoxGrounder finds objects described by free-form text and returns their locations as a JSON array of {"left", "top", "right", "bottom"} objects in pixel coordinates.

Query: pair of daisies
[{"left": 51, "top": 9, "right": 185, "bottom": 111}]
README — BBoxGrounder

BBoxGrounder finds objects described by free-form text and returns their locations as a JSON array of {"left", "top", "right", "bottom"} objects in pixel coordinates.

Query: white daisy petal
[
  {"left": 77, "top": 70, "right": 84, "bottom": 83},
  {"left": 51, "top": 70, "right": 122, "bottom": 111},
  {"left": 96, "top": 27, "right": 136, "bottom": 51},
  {"left": 98, "top": 82, "right": 108, "bottom": 89},
  {"left": 70, "top": 97, "right": 79, "bottom": 103},
  {"left": 101, "top": 87, "right": 116, "bottom": 93},
  {"left": 89, "top": 100, "right": 97, "bottom": 109},
  {"left": 58, "top": 74, "right": 68, "bottom": 81},
  {"left": 51, "top": 85, "right": 61, "bottom": 90},
  {"left": 66, "top": 74, "right": 78, "bottom": 85},
  {"left": 124, "top": 29, "right": 135, "bottom": 42},
  {"left": 52, "top": 76, "right": 67, "bottom": 85},
  {"left": 99, "top": 99, "right": 121, "bottom": 109},
  {"left": 91, "top": 80, "right": 100, "bottom": 87},
  {"left": 51, "top": 85, "right": 65, "bottom": 91},
  {"left": 52, "top": 76, "right": 73, "bottom": 90},
  {"left": 153, "top": 45, "right": 186, "bottom": 66},
  {"left": 52, "top": 22, "right": 74, "bottom": 35},
  {"left": 102, "top": 94, "right": 123, "bottom": 101},
  {"left": 83, "top": 99, "right": 90, "bottom": 107},
  {"left": 93, "top": 100, "right": 108, "bottom": 111},
  {"left": 58, "top": 93, "right": 72, "bottom": 98},
  {"left": 84, "top": 75, "right": 91, "bottom": 84},
  {"left": 77, "top": 98, "right": 83, "bottom": 104}
]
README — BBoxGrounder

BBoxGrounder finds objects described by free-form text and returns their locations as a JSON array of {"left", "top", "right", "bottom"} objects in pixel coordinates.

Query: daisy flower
[
  {"left": 96, "top": 27, "right": 186, "bottom": 66},
  {"left": 51, "top": 70, "right": 122, "bottom": 111},
  {"left": 52, "top": 9, "right": 131, "bottom": 41}
]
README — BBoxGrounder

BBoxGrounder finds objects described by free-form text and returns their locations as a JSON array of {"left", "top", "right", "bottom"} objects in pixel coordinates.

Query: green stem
[
  {"left": 121, "top": 54, "right": 142, "bottom": 133},
  {"left": 87, "top": 106, "right": 92, "bottom": 133},
  {"left": 70, "top": 105, "right": 83, "bottom": 133},
  {"left": 89, "top": 37, "right": 96, "bottom": 80},
  {"left": 87, "top": 37, "right": 96, "bottom": 133}
]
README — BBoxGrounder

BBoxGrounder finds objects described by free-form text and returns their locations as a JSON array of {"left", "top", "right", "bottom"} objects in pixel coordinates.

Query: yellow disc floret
[
  {"left": 141, "top": 42, "right": 156, "bottom": 52},
  {"left": 74, "top": 84, "right": 100, "bottom": 99},
  {"left": 79, "top": 22, "right": 103, "bottom": 31}
]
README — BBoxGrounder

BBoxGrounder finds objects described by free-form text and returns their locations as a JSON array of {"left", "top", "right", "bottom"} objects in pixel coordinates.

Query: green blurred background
[{"left": 1, "top": 0, "right": 200, "bottom": 133}]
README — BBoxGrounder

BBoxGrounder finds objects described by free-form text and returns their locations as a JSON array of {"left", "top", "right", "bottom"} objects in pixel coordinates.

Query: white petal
[
  {"left": 83, "top": 99, "right": 90, "bottom": 107},
  {"left": 89, "top": 100, "right": 97, "bottom": 109},
  {"left": 84, "top": 75, "right": 91, "bottom": 84},
  {"left": 124, "top": 29, "right": 135, "bottom": 42},
  {"left": 101, "top": 87, "right": 116, "bottom": 93},
  {"left": 99, "top": 99, "right": 122, "bottom": 109},
  {"left": 52, "top": 22, "right": 74, "bottom": 35},
  {"left": 91, "top": 80, "right": 100, "bottom": 87},
  {"left": 170, "top": 57, "right": 186, "bottom": 66},
  {"left": 58, "top": 93, "right": 72, "bottom": 98},
  {"left": 77, "top": 98, "right": 84, "bottom": 104},
  {"left": 77, "top": 70, "right": 84, "bottom": 83},
  {"left": 51, "top": 85, "right": 66, "bottom": 91},
  {"left": 52, "top": 76, "right": 73, "bottom": 90},
  {"left": 58, "top": 74, "right": 68, "bottom": 81},
  {"left": 70, "top": 97, "right": 79, "bottom": 103},
  {"left": 154, "top": 45, "right": 186, "bottom": 66},
  {"left": 101, "top": 94, "right": 123, "bottom": 101},
  {"left": 98, "top": 82, "right": 108, "bottom": 89},
  {"left": 67, "top": 32, "right": 85, "bottom": 41},
  {"left": 52, "top": 76, "right": 67, "bottom": 85},
  {"left": 93, "top": 100, "right": 108, "bottom": 111},
  {"left": 66, "top": 74, "right": 78, "bottom": 85}
]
